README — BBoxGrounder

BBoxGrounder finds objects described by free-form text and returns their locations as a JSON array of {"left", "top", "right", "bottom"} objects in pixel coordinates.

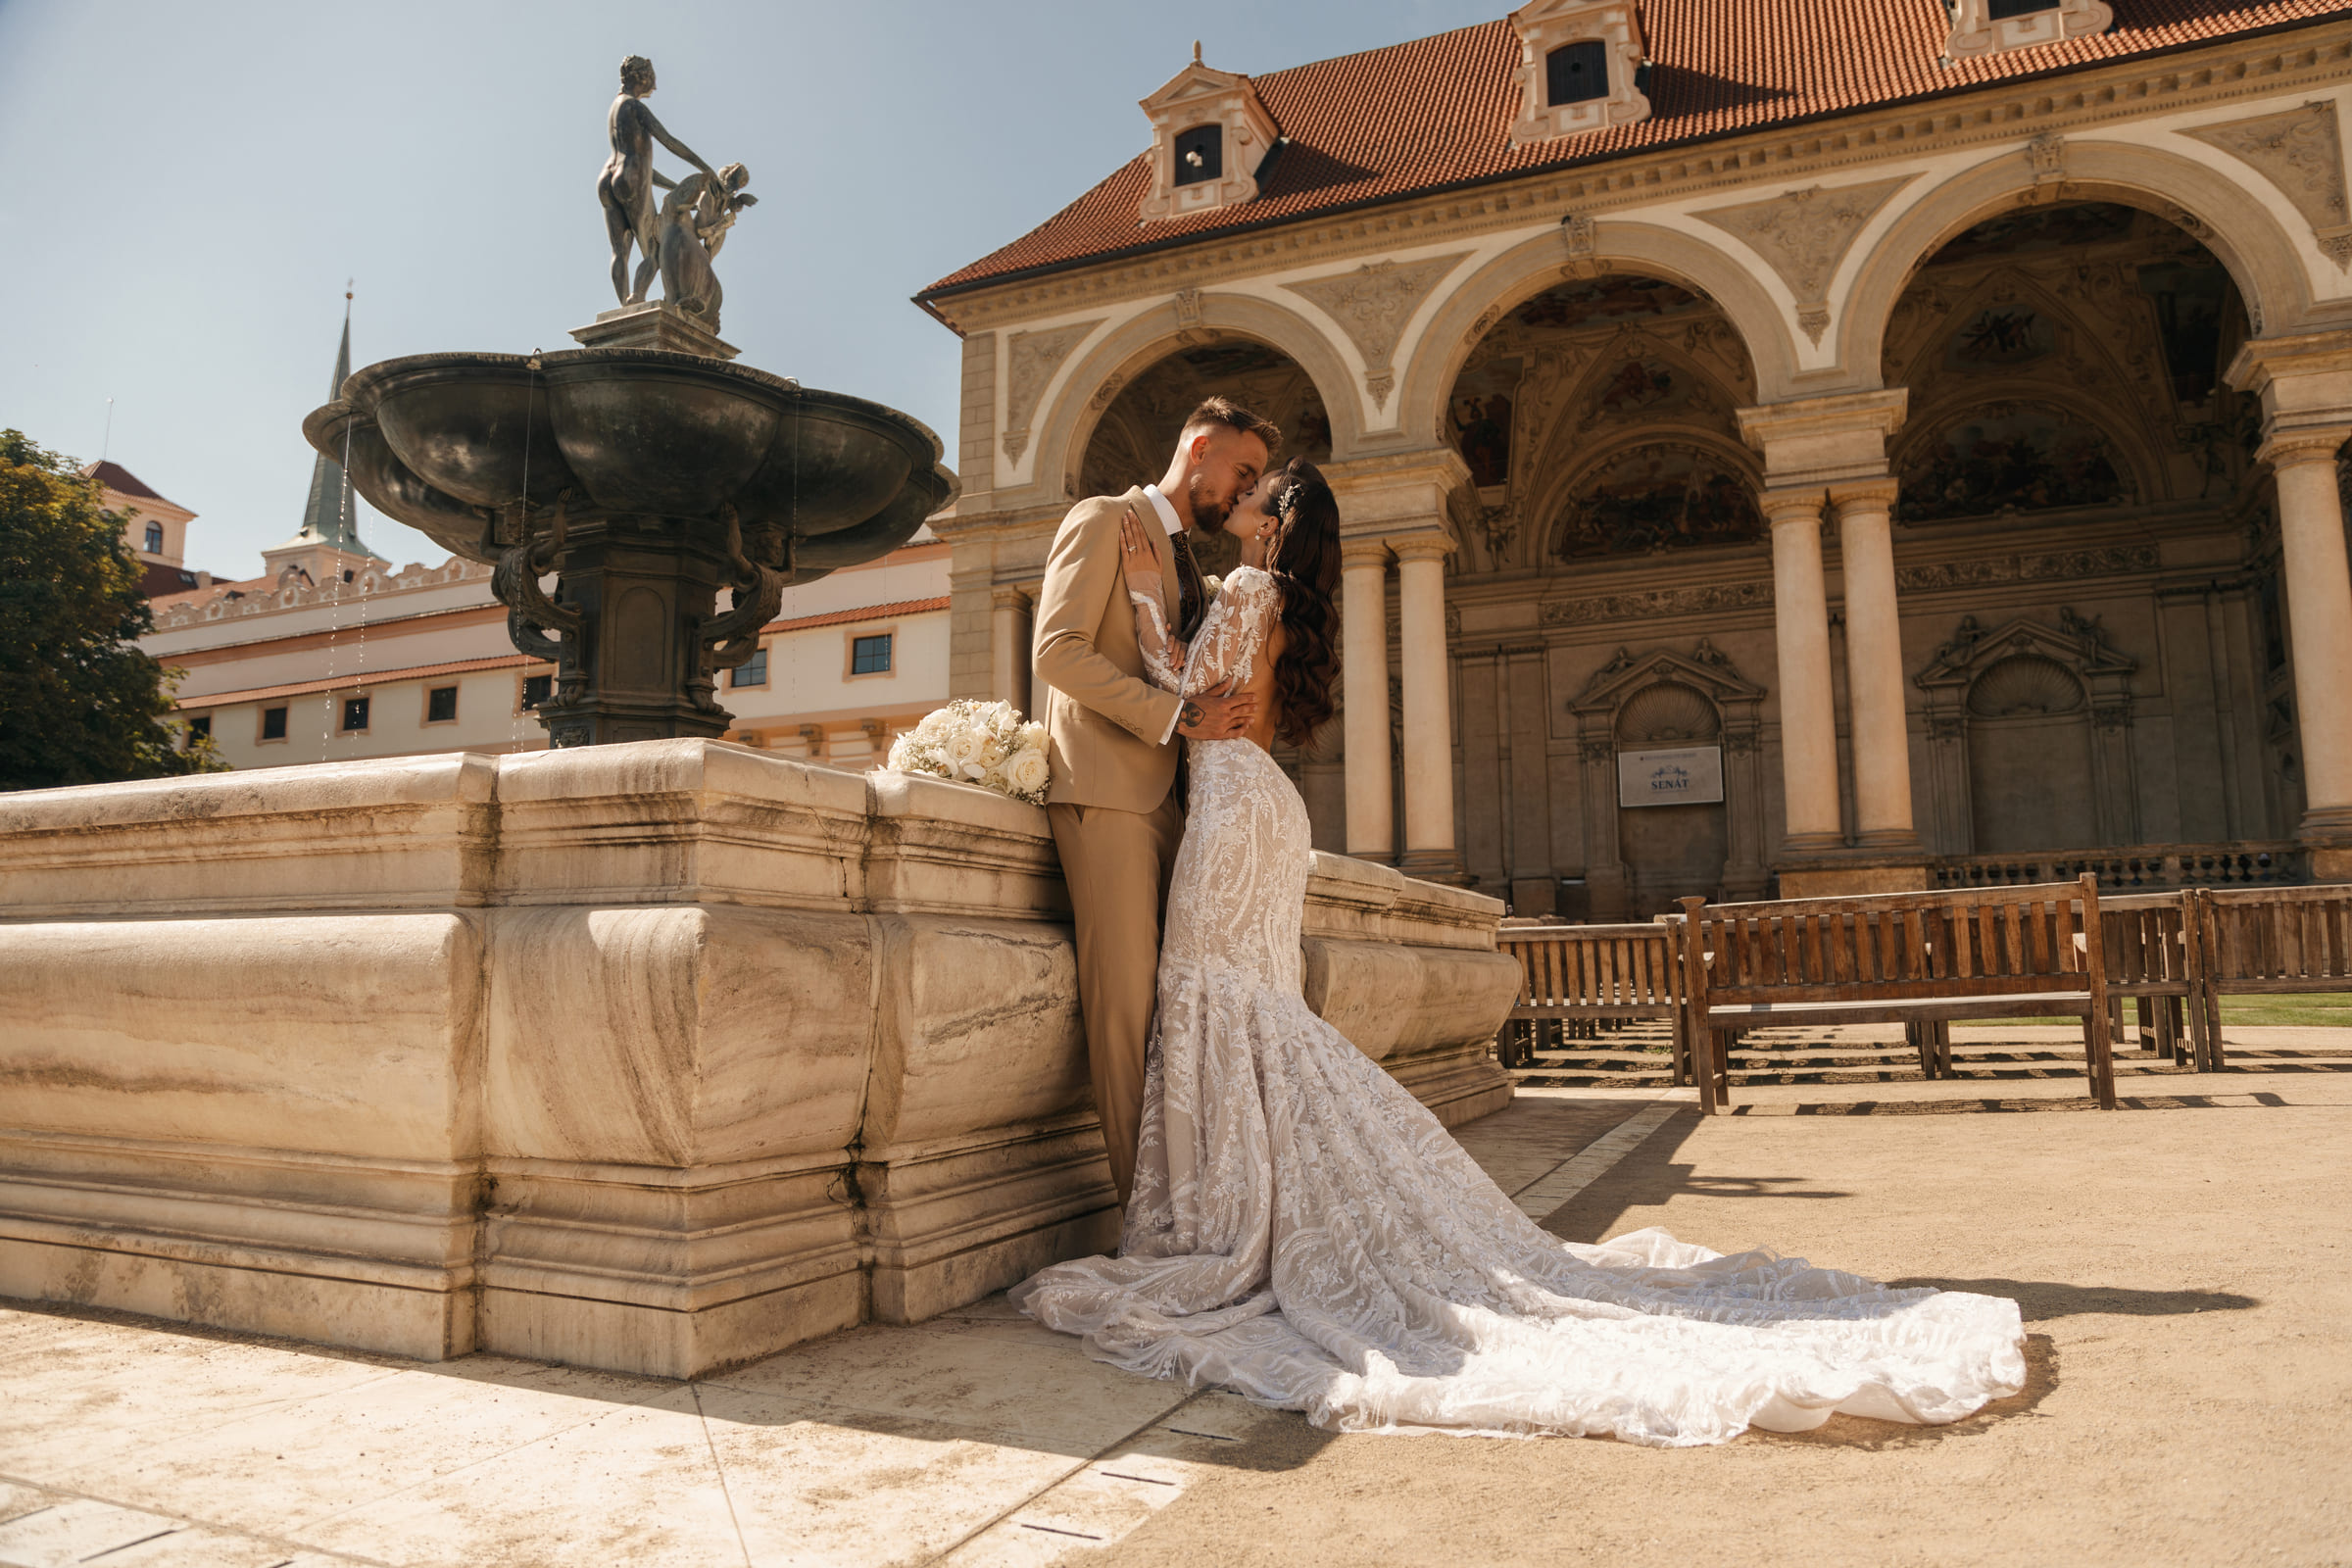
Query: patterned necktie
[{"left": 1171, "top": 530, "right": 1206, "bottom": 642}]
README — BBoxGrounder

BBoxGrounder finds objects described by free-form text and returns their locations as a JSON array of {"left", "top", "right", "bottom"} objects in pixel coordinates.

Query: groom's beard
[{"left": 1186, "top": 472, "right": 1232, "bottom": 534}]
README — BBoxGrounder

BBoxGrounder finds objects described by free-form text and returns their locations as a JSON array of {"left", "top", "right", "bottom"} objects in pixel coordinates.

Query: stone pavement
[{"left": 3, "top": 1053, "right": 2347, "bottom": 1568}]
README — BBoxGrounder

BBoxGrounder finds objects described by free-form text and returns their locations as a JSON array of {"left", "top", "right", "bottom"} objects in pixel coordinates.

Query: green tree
[{"left": 0, "top": 429, "right": 225, "bottom": 790}]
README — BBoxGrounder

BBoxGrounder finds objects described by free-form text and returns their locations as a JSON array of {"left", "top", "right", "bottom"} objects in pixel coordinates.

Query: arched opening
[
  {"left": 1078, "top": 338, "right": 1333, "bottom": 577},
  {"left": 1443, "top": 273, "right": 1761, "bottom": 574},
  {"left": 1884, "top": 201, "right": 2254, "bottom": 535}
]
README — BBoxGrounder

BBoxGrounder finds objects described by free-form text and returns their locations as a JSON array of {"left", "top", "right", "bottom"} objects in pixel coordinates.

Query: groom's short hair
[{"left": 1181, "top": 396, "right": 1282, "bottom": 455}]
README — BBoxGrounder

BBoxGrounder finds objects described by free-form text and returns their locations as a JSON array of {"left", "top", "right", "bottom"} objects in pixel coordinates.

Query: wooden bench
[
  {"left": 2100, "top": 890, "right": 2209, "bottom": 1071},
  {"left": 1494, "top": 921, "right": 1690, "bottom": 1081},
  {"left": 2196, "top": 884, "right": 2352, "bottom": 1068},
  {"left": 1677, "top": 876, "right": 2117, "bottom": 1115}
]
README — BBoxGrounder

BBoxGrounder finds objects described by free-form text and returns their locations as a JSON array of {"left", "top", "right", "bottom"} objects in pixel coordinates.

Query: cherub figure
[
  {"left": 597, "top": 55, "right": 718, "bottom": 306},
  {"left": 659, "top": 163, "right": 756, "bottom": 326}
]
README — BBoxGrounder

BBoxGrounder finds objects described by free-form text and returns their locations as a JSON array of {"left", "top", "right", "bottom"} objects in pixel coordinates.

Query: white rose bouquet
[{"left": 884, "top": 698, "right": 1052, "bottom": 806}]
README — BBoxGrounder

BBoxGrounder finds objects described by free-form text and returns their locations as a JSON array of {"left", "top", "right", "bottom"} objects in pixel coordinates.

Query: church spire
[{"left": 293, "top": 287, "right": 379, "bottom": 558}]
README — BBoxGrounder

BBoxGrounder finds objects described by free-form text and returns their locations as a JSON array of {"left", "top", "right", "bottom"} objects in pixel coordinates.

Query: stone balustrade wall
[{"left": 0, "top": 741, "right": 1516, "bottom": 1377}]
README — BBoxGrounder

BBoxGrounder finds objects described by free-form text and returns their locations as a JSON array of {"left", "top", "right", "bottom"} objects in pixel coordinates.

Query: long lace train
[{"left": 1014, "top": 566, "right": 2025, "bottom": 1445}]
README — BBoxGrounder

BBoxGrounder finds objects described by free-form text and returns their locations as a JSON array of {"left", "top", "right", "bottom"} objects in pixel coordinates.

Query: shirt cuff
[{"left": 1156, "top": 692, "right": 1183, "bottom": 746}]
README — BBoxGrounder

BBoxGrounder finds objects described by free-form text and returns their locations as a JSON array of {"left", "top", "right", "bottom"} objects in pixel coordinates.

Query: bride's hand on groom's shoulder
[{"left": 1117, "top": 510, "right": 1162, "bottom": 599}]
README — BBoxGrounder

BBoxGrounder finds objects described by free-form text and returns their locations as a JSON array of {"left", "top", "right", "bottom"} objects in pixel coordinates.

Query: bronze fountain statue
[{"left": 304, "top": 56, "right": 954, "bottom": 748}]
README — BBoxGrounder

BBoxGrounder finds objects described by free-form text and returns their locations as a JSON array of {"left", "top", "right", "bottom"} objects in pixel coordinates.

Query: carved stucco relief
[
  {"left": 1283, "top": 253, "right": 1470, "bottom": 411},
  {"left": 2184, "top": 101, "right": 2352, "bottom": 270},
  {"left": 1541, "top": 580, "right": 1774, "bottom": 626},
  {"left": 1693, "top": 175, "right": 1915, "bottom": 345},
  {"left": 1000, "top": 319, "right": 1102, "bottom": 464}
]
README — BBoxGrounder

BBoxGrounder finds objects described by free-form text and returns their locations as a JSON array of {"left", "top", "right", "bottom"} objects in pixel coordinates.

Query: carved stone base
[{"left": 569, "top": 301, "right": 740, "bottom": 361}]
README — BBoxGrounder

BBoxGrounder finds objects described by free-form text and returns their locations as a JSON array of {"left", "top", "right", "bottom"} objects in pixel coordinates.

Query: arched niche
[
  {"left": 1396, "top": 220, "right": 1804, "bottom": 457},
  {"left": 1915, "top": 612, "right": 2139, "bottom": 857},
  {"left": 1536, "top": 430, "right": 1765, "bottom": 565},
  {"left": 1891, "top": 392, "right": 2152, "bottom": 525},
  {"left": 1074, "top": 337, "right": 1337, "bottom": 577},
  {"left": 1839, "top": 142, "right": 2323, "bottom": 391},
  {"left": 1024, "top": 292, "right": 1363, "bottom": 508},
  {"left": 1569, "top": 642, "right": 1768, "bottom": 919}
]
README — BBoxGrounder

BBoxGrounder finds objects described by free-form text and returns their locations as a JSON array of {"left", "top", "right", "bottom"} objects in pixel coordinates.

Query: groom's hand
[{"left": 1176, "top": 692, "right": 1257, "bottom": 740}]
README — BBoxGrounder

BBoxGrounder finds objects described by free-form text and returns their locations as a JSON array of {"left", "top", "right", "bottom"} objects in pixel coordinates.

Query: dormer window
[
  {"left": 1175, "top": 124, "right": 1222, "bottom": 186},
  {"left": 1546, "top": 41, "right": 1608, "bottom": 107},
  {"left": 1944, "top": 0, "right": 2113, "bottom": 60},
  {"left": 1138, "top": 45, "right": 1280, "bottom": 224},
  {"left": 1508, "top": 1, "right": 1650, "bottom": 149}
]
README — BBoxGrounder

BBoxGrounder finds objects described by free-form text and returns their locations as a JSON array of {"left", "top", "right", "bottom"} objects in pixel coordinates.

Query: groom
[{"left": 1033, "top": 396, "right": 1281, "bottom": 1203}]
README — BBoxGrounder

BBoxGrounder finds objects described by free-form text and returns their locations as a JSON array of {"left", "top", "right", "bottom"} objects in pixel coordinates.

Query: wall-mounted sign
[{"left": 1618, "top": 745, "right": 1724, "bottom": 808}]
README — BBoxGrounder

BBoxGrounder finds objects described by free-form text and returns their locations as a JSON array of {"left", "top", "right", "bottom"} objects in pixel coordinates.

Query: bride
[{"left": 1012, "top": 459, "right": 2026, "bottom": 1446}]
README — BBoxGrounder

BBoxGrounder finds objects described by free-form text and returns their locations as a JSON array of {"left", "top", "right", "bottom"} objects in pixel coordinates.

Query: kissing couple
[{"left": 1012, "top": 397, "right": 2026, "bottom": 1445}]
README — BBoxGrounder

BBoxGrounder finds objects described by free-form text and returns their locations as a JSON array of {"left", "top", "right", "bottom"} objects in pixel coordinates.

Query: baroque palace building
[{"left": 915, "top": 0, "right": 2352, "bottom": 917}]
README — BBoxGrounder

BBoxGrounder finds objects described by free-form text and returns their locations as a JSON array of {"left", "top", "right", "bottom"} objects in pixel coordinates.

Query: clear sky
[{"left": 0, "top": 0, "right": 1497, "bottom": 578}]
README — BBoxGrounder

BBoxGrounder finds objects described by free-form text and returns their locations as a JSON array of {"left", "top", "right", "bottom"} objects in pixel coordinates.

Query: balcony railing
[{"left": 1929, "top": 843, "right": 2307, "bottom": 892}]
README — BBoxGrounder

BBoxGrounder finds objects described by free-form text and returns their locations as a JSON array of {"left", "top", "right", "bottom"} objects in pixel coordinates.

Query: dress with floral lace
[{"left": 1011, "top": 564, "right": 2026, "bottom": 1445}]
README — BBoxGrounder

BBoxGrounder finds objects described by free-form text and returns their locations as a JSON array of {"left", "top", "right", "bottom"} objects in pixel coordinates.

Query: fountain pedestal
[{"left": 570, "top": 300, "right": 740, "bottom": 360}]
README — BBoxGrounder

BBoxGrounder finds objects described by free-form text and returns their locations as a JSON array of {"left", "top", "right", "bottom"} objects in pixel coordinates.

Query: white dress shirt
[{"left": 1143, "top": 485, "right": 1186, "bottom": 745}]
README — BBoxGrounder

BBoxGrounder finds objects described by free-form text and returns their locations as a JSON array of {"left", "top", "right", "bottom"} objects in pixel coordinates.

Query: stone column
[
  {"left": 1394, "top": 536, "right": 1459, "bottom": 878},
  {"left": 1762, "top": 488, "right": 1843, "bottom": 857},
  {"left": 2262, "top": 428, "right": 2352, "bottom": 849},
  {"left": 990, "top": 586, "right": 1030, "bottom": 714},
  {"left": 1341, "top": 540, "right": 1395, "bottom": 860},
  {"left": 1828, "top": 479, "right": 1923, "bottom": 859}
]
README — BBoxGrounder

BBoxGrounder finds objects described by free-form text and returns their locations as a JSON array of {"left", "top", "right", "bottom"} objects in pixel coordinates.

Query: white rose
[
  {"left": 1007, "top": 749, "right": 1050, "bottom": 798},
  {"left": 940, "top": 728, "right": 982, "bottom": 771},
  {"left": 886, "top": 734, "right": 916, "bottom": 770},
  {"left": 1019, "top": 720, "right": 1046, "bottom": 747}
]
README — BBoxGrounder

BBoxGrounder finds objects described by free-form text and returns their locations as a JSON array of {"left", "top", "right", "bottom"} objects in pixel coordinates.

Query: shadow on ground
[{"left": 1887, "top": 1278, "right": 2258, "bottom": 1319}]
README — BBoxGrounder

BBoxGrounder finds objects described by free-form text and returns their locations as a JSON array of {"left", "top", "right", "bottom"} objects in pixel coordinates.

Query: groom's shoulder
[{"left": 1053, "top": 487, "right": 1142, "bottom": 542}]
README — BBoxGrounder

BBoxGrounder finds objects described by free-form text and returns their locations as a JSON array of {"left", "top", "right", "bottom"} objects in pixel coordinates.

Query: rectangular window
[
  {"left": 1988, "top": 0, "right": 2059, "bottom": 16},
  {"left": 341, "top": 696, "right": 370, "bottom": 733},
  {"left": 731, "top": 648, "right": 769, "bottom": 688},
  {"left": 1174, "top": 123, "right": 1222, "bottom": 186},
  {"left": 144, "top": 522, "right": 164, "bottom": 554},
  {"left": 851, "top": 634, "right": 893, "bottom": 675},
  {"left": 261, "top": 706, "right": 288, "bottom": 741},
  {"left": 426, "top": 685, "right": 459, "bottom": 723},
  {"left": 186, "top": 714, "right": 212, "bottom": 740},
  {"left": 521, "top": 673, "right": 553, "bottom": 710},
  {"left": 1546, "top": 40, "right": 1608, "bottom": 107}
]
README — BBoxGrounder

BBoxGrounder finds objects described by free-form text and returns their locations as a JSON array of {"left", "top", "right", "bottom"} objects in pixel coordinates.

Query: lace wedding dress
[{"left": 1013, "top": 564, "right": 2026, "bottom": 1446}]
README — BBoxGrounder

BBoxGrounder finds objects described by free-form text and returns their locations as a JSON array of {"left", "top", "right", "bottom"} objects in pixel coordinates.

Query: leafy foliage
[{"left": 0, "top": 429, "right": 224, "bottom": 790}]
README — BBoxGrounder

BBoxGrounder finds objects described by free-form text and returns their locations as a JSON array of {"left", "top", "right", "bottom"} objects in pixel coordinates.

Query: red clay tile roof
[
  {"left": 761, "top": 596, "right": 950, "bottom": 635},
  {"left": 920, "top": 0, "right": 2352, "bottom": 298},
  {"left": 79, "top": 460, "right": 186, "bottom": 511}
]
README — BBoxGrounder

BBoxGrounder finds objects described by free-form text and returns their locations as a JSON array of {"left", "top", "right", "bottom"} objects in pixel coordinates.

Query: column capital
[
  {"left": 2256, "top": 426, "right": 2352, "bottom": 470},
  {"left": 1340, "top": 538, "right": 1394, "bottom": 569},
  {"left": 1388, "top": 533, "right": 1454, "bottom": 564},
  {"left": 1736, "top": 388, "right": 1907, "bottom": 489},
  {"left": 1757, "top": 486, "right": 1828, "bottom": 528},
  {"left": 1826, "top": 475, "right": 1900, "bottom": 517},
  {"left": 990, "top": 584, "right": 1030, "bottom": 611}
]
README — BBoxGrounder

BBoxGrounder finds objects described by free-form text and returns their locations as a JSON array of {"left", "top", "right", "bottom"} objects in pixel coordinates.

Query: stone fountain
[
  {"left": 303, "top": 53, "right": 954, "bottom": 747},
  {"left": 0, "top": 57, "right": 1516, "bottom": 1379}
]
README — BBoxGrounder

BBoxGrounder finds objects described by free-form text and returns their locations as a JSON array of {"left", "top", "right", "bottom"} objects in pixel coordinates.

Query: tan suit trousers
[{"left": 1047, "top": 793, "right": 1185, "bottom": 1205}]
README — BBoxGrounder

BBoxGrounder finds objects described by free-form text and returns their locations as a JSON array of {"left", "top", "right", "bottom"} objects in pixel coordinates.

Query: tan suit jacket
[{"left": 1033, "top": 487, "right": 1186, "bottom": 812}]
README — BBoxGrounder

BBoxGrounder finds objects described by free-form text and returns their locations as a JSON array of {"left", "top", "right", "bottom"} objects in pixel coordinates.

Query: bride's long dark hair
[{"left": 1263, "top": 459, "right": 1341, "bottom": 750}]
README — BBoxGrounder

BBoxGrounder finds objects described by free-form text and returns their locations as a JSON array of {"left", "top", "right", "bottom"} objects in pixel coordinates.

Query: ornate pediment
[
  {"left": 1571, "top": 640, "right": 1766, "bottom": 713},
  {"left": 1915, "top": 610, "right": 2136, "bottom": 693},
  {"left": 1137, "top": 48, "right": 1280, "bottom": 225}
]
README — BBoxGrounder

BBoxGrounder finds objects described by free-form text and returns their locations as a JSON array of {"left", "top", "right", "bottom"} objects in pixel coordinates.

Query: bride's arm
[{"left": 1117, "top": 509, "right": 1185, "bottom": 691}]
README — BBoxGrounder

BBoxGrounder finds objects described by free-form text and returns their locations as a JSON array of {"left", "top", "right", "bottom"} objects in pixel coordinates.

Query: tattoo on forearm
[{"left": 1181, "top": 699, "right": 1204, "bottom": 729}]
